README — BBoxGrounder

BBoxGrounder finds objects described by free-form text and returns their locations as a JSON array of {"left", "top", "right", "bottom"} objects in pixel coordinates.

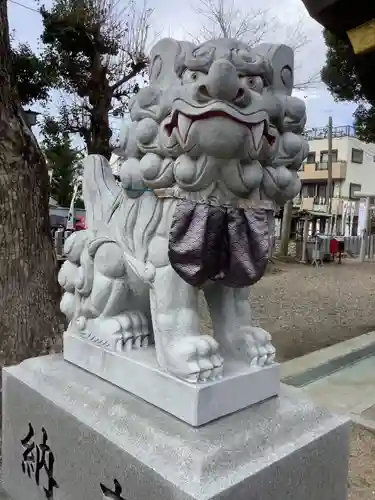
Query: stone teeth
[
  {"left": 177, "top": 113, "right": 192, "bottom": 142},
  {"left": 251, "top": 122, "right": 265, "bottom": 150}
]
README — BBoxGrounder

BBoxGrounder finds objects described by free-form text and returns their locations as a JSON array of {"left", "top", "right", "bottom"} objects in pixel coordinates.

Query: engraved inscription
[
  {"left": 100, "top": 479, "right": 127, "bottom": 499},
  {"left": 21, "top": 422, "right": 36, "bottom": 477},
  {"left": 20, "top": 423, "right": 59, "bottom": 499}
]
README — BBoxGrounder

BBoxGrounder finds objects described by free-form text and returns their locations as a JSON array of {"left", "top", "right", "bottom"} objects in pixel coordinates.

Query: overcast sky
[{"left": 8, "top": 0, "right": 357, "bottom": 131}]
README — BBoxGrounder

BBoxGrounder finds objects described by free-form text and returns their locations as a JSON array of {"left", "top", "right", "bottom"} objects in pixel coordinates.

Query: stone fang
[
  {"left": 177, "top": 113, "right": 192, "bottom": 143},
  {"left": 251, "top": 121, "right": 265, "bottom": 150}
]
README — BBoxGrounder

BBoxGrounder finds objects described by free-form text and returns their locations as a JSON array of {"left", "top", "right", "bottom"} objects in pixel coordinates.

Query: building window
[
  {"left": 317, "top": 184, "right": 327, "bottom": 200},
  {"left": 319, "top": 150, "right": 338, "bottom": 163},
  {"left": 301, "top": 184, "right": 315, "bottom": 198},
  {"left": 351, "top": 148, "right": 364, "bottom": 163},
  {"left": 349, "top": 183, "right": 361, "bottom": 199},
  {"left": 306, "top": 152, "right": 316, "bottom": 163}
]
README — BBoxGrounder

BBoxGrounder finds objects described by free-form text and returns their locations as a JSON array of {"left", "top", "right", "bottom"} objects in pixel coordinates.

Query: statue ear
[
  {"left": 149, "top": 38, "right": 195, "bottom": 89},
  {"left": 254, "top": 44, "right": 294, "bottom": 96}
]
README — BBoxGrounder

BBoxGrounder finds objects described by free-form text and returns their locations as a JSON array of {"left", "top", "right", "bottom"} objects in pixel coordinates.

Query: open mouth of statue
[{"left": 164, "top": 108, "right": 276, "bottom": 151}]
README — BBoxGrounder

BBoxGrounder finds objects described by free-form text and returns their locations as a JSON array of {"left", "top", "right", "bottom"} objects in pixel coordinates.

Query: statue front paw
[
  {"left": 162, "top": 335, "right": 223, "bottom": 383},
  {"left": 240, "top": 327, "right": 276, "bottom": 367}
]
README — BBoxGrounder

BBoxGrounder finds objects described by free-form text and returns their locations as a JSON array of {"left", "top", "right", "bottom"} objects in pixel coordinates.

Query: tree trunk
[
  {"left": 89, "top": 94, "right": 112, "bottom": 160},
  {"left": 0, "top": 0, "right": 64, "bottom": 366},
  {"left": 89, "top": 53, "right": 112, "bottom": 160}
]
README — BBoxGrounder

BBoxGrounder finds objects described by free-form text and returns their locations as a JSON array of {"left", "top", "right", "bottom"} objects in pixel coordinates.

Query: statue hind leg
[
  {"left": 62, "top": 154, "right": 153, "bottom": 351},
  {"left": 72, "top": 239, "right": 152, "bottom": 352}
]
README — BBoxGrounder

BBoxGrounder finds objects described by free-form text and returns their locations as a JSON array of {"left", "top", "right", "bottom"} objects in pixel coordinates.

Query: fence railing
[
  {"left": 314, "top": 235, "right": 375, "bottom": 258},
  {"left": 272, "top": 235, "right": 375, "bottom": 261}
]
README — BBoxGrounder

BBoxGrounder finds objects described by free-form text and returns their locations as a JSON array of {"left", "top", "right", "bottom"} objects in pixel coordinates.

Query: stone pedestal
[
  {"left": 64, "top": 332, "right": 280, "bottom": 426},
  {"left": 2, "top": 355, "right": 350, "bottom": 500}
]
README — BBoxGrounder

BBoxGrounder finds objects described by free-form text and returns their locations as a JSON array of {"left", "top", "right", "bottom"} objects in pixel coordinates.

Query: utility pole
[
  {"left": 326, "top": 116, "right": 333, "bottom": 234},
  {"left": 352, "top": 191, "right": 374, "bottom": 262},
  {"left": 359, "top": 196, "right": 372, "bottom": 262},
  {"left": 300, "top": 216, "right": 309, "bottom": 263},
  {"left": 279, "top": 200, "right": 293, "bottom": 257}
]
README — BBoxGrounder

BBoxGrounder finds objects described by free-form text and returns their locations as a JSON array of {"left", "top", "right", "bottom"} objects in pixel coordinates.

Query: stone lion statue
[{"left": 58, "top": 38, "right": 308, "bottom": 383}]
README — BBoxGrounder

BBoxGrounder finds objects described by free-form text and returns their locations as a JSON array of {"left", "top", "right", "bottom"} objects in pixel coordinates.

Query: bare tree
[
  {"left": 0, "top": 0, "right": 65, "bottom": 366},
  {"left": 192, "top": 0, "right": 320, "bottom": 90},
  {"left": 41, "top": 0, "right": 152, "bottom": 159},
  {"left": 192, "top": 0, "right": 273, "bottom": 45}
]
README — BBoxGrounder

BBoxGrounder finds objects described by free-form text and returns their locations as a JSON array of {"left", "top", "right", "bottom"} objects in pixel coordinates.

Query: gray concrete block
[
  {"left": 0, "top": 485, "right": 12, "bottom": 500},
  {"left": 2, "top": 355, "right": 350, "bottom": 500}
]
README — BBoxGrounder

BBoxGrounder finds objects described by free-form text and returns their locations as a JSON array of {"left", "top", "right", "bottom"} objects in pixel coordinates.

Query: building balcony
[
  {"left": 293, "top": 197, "right": 325, "bottom": 212},
  {"left": 296, "top": 197, "right": 328, "bottom": 213},
  {"left": 298, "top": 161, "right": 347, "bottom": 181},
  {"left": 293, "top": 196, "right": 360, "bottom": 216},
  {"left": 303, "top": 126, "right": 356, "bottom": 141}
]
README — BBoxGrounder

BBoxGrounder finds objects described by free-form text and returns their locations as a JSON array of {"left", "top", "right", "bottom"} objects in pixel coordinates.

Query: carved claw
[
  {"left": 265, "top": 343, "right": 276, "bottom": 365},
  {"left": 228, "top": 326, "right": 276, "bottom": 367},
  {"left": 140, "top": 314, "right": 151, "bottom": 347},
  {"left": 163, "top": 335, "right": 224, "bottom": 383},
  {"left": 130, "top": 312, "right": 143, "bottom": 348},
  {"left": 247, "top": 327, "right": 276, "bottom": 367},
  {"left": 117, "top": 312, "right": 151, "bottom": 351}
]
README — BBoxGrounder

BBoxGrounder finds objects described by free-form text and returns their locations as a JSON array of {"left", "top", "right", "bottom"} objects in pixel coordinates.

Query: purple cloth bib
[{"left": 168, "top": 199, "right": 271, "bottom": 288}]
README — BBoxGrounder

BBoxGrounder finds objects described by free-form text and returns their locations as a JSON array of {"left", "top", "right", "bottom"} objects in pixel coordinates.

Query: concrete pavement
[{"left": 282, "top": 331, "right": 375, "bottom": 430}]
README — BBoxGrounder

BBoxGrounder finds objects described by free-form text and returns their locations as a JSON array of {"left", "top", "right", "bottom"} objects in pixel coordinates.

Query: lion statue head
[{"left": 115, "top": 37, "right": 308, "bottom": 207}]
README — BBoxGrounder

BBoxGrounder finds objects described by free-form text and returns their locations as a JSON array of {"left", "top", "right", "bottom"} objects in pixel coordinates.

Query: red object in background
[
  {"left": 329, "top": 237, "right": 345, "bottom": 263},
  {"left": 74, "top": 216, "right": 86, "bottom": 230},
  {"left": 329, "top": 238, "right": 340, "bottom": 255},
  {"left": 330, "top": 238, "right": 345, "bottom": 255}
]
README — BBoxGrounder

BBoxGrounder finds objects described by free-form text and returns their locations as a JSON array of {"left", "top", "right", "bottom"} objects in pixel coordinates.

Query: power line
[{"left": 8, "top": 0, "right": 40, "bottom": 13}]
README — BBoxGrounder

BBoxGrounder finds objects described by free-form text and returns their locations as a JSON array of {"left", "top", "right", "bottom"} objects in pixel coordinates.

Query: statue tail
[{"left": 82, "top": 155, "right": 122, "bottom": 232}]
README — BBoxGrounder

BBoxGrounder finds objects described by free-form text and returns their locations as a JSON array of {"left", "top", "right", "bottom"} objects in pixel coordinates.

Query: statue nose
[{"left": 198, "top": 59, "right": 241, "bottom": 102}]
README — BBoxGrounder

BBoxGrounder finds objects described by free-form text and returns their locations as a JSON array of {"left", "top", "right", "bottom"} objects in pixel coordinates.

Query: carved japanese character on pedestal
[{"left": 20, "top": 424, "right": 58, "bottom": 499}]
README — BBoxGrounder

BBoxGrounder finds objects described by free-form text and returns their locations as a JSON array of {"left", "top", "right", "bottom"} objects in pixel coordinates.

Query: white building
[
  {"left": 300, "top": 125, "right": 375, "bottom": 199},
  {"left": 294, "top": 125, "right": 375, "bottom": 235}
]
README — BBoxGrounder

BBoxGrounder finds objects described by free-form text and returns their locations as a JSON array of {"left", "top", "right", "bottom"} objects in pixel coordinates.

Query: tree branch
[
  {"left": 110, "top": 59, "right": 147, "bottom": 92},
  {"left": 294, "top": 71, "right": 321, "bottom": 91}
]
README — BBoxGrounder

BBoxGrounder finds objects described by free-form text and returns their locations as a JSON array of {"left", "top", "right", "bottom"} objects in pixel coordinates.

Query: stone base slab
[
  {"left": 2, "top": 355, "right": 350, "bottom": 500},
  {"left": 64, "top": 332, "right": 280, "bottom": 426}
]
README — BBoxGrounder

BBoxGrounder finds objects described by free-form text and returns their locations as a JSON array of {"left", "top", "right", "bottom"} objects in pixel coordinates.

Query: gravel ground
[
  {"left": 201, "top": 259, "right": 375, "bottom": 498},
  {"left": 201, "top": 259, "right": 375, "bottom": 362},
  {"left": 349, "top": 425, "right": 375, "bottom": 500}
]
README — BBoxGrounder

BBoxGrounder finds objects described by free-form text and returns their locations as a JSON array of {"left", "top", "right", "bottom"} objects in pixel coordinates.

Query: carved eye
[
  {"left": 182, "top": 69, "right": 205, "bottom": 83},
  {"left": 242, "top": 75, "right": 264, "bottom": 93}
]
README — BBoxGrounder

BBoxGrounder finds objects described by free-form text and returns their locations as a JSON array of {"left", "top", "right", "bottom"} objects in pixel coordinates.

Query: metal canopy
[{"left": 300, "top": 0, "right": 375, "bottom": 35}]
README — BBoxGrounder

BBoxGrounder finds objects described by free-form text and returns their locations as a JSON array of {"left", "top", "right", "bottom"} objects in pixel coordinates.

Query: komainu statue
[{"left": 58, "top": 38, "right": 308, "bottom": 383}]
